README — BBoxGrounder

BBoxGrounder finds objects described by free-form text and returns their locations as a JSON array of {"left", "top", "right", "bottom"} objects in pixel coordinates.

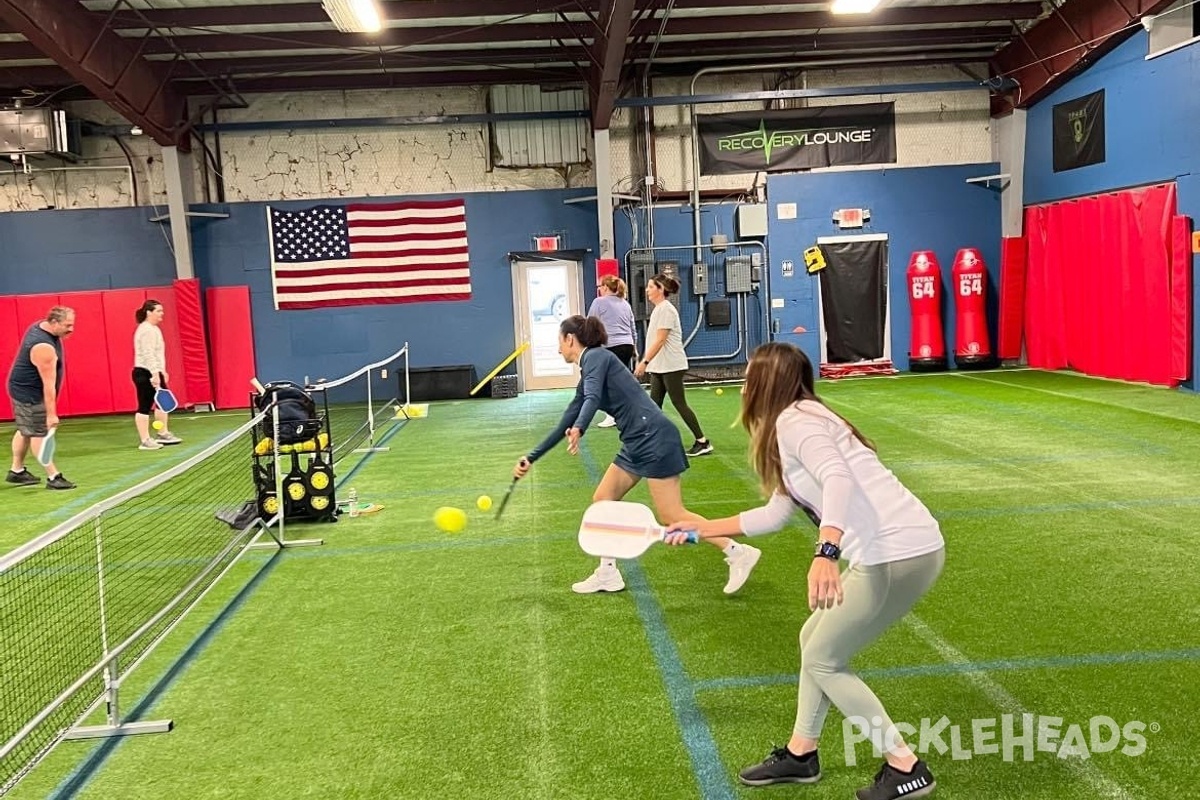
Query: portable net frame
[
  {"left": 0, "top": 405, "right": 320, "bottom": 796},
  {"left": 304, "top": 343, "right": 408, "bottom": 466}
]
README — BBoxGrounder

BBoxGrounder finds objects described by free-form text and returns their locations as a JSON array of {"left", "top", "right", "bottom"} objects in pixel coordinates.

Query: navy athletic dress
[{"left": 526, "top": 347, "right": 688, "bottom": 479}]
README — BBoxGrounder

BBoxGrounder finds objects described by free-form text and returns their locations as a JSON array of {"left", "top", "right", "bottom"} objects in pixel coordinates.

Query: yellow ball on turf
[
  {"left": 476, "top": 495, "right": 493, "bottom": 511},
  {"left": 714, "top": 388, "right": 724, "bottom": 396},
  {"left": 152, "top": 421, "right": 164, "bottom": 430},
  {"left": 434, "top": 506, "right": 468, "bottom": 533}
]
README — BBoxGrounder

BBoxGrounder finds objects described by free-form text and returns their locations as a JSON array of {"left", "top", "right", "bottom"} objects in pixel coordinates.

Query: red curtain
[{"left": 1023, "top": 183, "right": 1186, "bottom": 386}]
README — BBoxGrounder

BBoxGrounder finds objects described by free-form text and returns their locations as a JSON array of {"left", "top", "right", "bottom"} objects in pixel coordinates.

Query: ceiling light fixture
[
  {"left": 831, "top": 0, "right": 882, "bottom": 14},
  {"left": 322, "top": 0, "right": 384, "bottom": 33}
]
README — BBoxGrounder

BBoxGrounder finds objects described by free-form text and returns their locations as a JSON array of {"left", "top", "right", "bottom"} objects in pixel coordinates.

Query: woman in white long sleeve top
[
  {"left": 132, "top": 300, "right": 182, "bottom": 450},
  {"left": 667, "top": 342, "right": 944, "bottom": 800}
]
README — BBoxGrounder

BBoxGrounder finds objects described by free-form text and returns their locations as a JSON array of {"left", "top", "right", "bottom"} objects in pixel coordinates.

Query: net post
[{"left": 353, "top": 364, "right": 391, "bottom": 454}]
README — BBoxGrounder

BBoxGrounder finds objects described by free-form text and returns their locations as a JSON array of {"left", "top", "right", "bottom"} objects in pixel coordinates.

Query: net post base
[
  {"left": 247, "top": 537, "right": 323, "bottom": 551},
  {"left": 64, "top": 720, "right": 174, "bottom": 741}
]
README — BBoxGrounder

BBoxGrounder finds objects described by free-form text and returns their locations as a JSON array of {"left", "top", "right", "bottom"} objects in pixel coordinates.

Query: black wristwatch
[{"left": 814, "top": 540, "right": 841, "bottom": 561}]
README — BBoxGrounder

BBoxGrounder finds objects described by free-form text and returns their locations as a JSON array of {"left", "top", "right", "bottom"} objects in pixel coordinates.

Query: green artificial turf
[{"left": 3, "top": 368, "right": 1198, "bottom": 799}]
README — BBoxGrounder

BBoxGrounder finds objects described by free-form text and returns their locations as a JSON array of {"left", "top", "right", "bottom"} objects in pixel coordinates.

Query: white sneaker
[
  {"left": 572, "top": 564, "right": 625, "bottom": 594},
  {"left": 597, "top": 415, "right": 617, "bottom": 428},
  {"left": 723, "top": 544, "right": 761, "bottom": 595},
  {"left": 155, "top": 432, "right": 182, "bottom": 445},
  {"left": 139, "top": 438, "right": 164, "bottom": 451}
]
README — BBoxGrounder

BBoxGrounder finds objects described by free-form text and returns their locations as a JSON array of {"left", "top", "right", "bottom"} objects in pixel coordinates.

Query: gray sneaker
[
  {"left": 855, "top": 760, "right": 936, "bottom": 800},
  {"left": 46, "top": 474, "right": 76, "bottom": 490},
  {"left": 6, "top": 469, "right": 40, "bottom": 486},
  {"left": 738, "top": 747, "right": 821, "bottom": 786}
]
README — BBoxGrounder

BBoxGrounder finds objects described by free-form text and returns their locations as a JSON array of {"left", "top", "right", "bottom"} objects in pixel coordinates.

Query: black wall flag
[
  {"left": 1052, "top": 89, "right": 1106, "bottom": 172},
  {"left": 697, "top": 103, "right": 897, "bottom": 176}
]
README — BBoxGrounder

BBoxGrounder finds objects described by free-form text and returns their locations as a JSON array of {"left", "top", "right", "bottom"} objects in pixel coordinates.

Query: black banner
[
  {"left": 1052, "top": 89, "right": 1105, "bottom": 172},
  {"left": 697, "top": 103, "right": 896, "bottom": 176}
]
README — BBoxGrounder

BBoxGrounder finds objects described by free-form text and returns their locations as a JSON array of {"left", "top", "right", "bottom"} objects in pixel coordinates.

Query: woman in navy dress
[{"left": 513, "top": 315, "right": 761, "bottom": 595}]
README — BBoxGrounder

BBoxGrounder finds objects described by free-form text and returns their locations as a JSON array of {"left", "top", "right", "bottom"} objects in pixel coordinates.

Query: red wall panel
[
  {"left": 0, "top": 296, "right": 20, "bottom": 421},
  {"left": 101, "top": 288, "right": 148, "bottom": 414},
  {"left": 205, "top": 286, "right": 257, "bottom": 410},
  {"left": 57, "top": 292, "right": 114, "bottom": 416}
]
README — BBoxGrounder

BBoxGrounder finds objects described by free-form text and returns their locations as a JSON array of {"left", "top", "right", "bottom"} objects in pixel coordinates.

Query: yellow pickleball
[
  {"left": 152, "top": 421, "right": 164, "bottom": 430},
  {"left": 434, "top": 506, "right": 468, "bottom": 533},
  {"left": 714, "top": 388, "right": 724, "bottom": 396},
  {"left": 477, "top": 495, "right": 493, "bottom": 511}
]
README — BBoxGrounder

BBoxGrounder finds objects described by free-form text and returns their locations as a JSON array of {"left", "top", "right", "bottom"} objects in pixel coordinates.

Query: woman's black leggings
[{"left": 649, "top": 370, "right": 705, "bottom": 441}]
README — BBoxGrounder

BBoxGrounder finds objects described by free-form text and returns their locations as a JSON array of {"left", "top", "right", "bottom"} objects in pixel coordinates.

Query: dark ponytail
[
  {"left": 560, "top": 314, "right": 608, "bottom": 348},
  {"left": 136, "top": 299, "right": 161, "bottom": 324},
  {"left": 650, "top": 273, "right": 679, "bottom": 296}
]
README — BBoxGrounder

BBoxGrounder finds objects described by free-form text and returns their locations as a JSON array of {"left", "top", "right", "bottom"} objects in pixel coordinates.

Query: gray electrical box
[
  {"left": 726, "top": 255, "right": 753, "bottom": 293},
  {"left": 692, "top": 263, "right": 708, "bottom": 295},
  {"left": 628, "top": 252, "right": 656, "bottom": 320}
]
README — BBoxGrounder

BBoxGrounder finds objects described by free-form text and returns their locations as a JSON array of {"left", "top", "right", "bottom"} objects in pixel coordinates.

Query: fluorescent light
[
  {"left": 322, "top": 0, "right": 384, "bottom": 33},
  {"left": 831, "top": 0, "right": 881, "bottom": 14}
]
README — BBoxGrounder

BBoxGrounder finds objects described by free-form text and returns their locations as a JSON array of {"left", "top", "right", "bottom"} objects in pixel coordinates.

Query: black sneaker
[
  {"left": 5, "top": 469, "right": 40, "bottom": 486},
  {"left": 686, "top": 439, "right": 714, "bottom": 457},
  {"left": 46, "top": 474, "right": 76, "bottom": 490},
  {"left": 855, "top": 760, "right": 936, "bottom": 800},
  {"left": 738, "top": 746, "right": 821, "bottom": 786}
]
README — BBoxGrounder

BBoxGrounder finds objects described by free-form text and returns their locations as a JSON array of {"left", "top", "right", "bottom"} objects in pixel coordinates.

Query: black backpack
[{"left": 255, "top": 381, "right": 322, "bottom": 444}]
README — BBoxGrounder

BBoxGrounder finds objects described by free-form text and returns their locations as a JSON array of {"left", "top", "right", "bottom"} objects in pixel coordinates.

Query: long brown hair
[{"left": 740, "top": 342, "right": 875, "bottom": 497}]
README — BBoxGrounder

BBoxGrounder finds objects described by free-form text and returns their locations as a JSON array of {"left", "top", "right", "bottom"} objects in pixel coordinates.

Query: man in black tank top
[{"left": 6, "top": 306, "right": 77, "bottom": 489}]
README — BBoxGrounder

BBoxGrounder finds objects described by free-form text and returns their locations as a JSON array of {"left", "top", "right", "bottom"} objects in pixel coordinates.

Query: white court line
[{"left": 906, "top": 615, "right": 1136, "bottom": 800}]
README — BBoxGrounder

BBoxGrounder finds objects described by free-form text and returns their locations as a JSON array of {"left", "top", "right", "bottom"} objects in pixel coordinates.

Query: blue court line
[
  {"left": 47, "top": 421, "right": 410, "bottom": 798},
  {"left": 49, "top": 549, "right": 285, "bottom": 799},
  {"left": 577, "top": 444, "right": 735, "bottom": 800},
  {"left": 693, "top": 647, "right": 1200, "bottom": 693}
]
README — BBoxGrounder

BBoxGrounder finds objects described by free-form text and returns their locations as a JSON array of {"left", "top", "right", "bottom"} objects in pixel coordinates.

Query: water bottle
[{"left": 347, "top": 487, "right": 358, "bottom": 517}]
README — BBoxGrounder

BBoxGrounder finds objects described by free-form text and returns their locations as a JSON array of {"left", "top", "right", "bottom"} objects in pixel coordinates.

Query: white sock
[
  {"left": 600, "top": 557, "right": 616, "bottom": 569},
  {"left": 723, "top": 542, "right": 741, "bottom": 555}
]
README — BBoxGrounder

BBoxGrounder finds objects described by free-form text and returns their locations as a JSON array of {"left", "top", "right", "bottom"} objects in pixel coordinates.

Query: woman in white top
[
  {"left": 667, "top": 342, "right": 945, "bottom": 800},
  {"left": 633, "top": 274, "right": 712, "bottom": 457},
  {"left": 132, "top": 300, "right": 182, "bottom": 450}
]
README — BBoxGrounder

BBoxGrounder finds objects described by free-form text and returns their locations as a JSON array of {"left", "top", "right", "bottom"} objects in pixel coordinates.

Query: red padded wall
[
  {"left": 58, "top": 292, "right": 114, "bottom": 416},
  {"left": 205, "top": 286, "right": 257, "bottom": 410},
  {"left": 172, "top": 278, "right": 214, "bottom": 406},
  {"left": 101, "top": 288, "right": 148, "bottom": 414},
  {"left": 0, "top": 296, "right": 19, "bottom": 421},
  {"left": 996, "top": 237, "right": 1027, "bottom": 360},
  {"left": 1170, "top": 215, "right": 1193, "bottom": 383},
  {"left": 153, "top": 285, "right": 190, "bottom": 407}
]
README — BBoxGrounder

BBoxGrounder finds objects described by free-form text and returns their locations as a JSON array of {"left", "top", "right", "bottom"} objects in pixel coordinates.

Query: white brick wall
[{"left": 0, "top": 67, "right": 992, "bottom": 212}]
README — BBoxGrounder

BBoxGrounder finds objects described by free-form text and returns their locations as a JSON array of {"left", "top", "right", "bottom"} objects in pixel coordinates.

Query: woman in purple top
[{"left": 586, "top": 275, "right": 637, "bottom": 428}]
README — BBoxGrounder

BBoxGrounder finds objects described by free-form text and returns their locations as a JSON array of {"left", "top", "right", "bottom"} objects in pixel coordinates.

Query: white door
[{"left": 512, "top": 259, "right": 585, "bottom": 390}]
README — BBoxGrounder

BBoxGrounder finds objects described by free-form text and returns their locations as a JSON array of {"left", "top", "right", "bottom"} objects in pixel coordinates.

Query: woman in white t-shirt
[
  {"left": 633, "top": 274, "right": 712, "bottom": 457},
  {"left": 666, "top": 342, "right": 945, "bottom": 800}
]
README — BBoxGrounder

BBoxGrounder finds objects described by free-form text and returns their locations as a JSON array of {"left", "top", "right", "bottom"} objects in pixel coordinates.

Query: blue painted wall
[
  {"left": 0, "top": 189, "right": 601, "bottom": 390},
  {"left": 612, "top": 201, "right": 768, "bottom": 367},
  {"left": 763, "top": 164, "right": 1003, "bottom": 371},
  {"left": 0, "top": 207, "right": 177, "bottom": 293},
  {"left": 190, "top": 188, "right": 600, "bottom": 386},
  {"left": 1023, "top": 30, "right": 1200, "bottom": 388}
]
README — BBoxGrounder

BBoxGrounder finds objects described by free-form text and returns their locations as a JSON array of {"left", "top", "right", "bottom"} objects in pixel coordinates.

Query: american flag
[{"left": 267, "top": 199, "right": 471, "bottom": 310}]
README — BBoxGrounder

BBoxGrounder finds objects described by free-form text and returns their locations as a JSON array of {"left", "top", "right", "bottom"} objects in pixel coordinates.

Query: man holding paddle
[{"left": 5, "top": 306, "right": 76, "bottom": 490}]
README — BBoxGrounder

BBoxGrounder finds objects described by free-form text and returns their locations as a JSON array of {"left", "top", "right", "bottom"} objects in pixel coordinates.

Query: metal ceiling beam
[
  {"left": 0, "top": 0, "right": 916, "bottom": 33},
  {"left": 0, "top": 5, "right": 1041, "bottom": 60},
  {"left": 590, "top": 0, "right": 636, "bottom": 128},
  {"left": 172, "top": 67, "right": 583, "bottom": 96},
  {"left": 0, "top": 0, "right": 189, "bottom": 148},
  {"left": 989, "top": 0, "right": 1178, "bottom": 113}
]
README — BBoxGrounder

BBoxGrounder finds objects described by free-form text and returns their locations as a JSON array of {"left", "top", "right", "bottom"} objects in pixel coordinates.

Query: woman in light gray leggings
[{"left": 668, "top": 342, "right": 945, "bottom": 800}]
